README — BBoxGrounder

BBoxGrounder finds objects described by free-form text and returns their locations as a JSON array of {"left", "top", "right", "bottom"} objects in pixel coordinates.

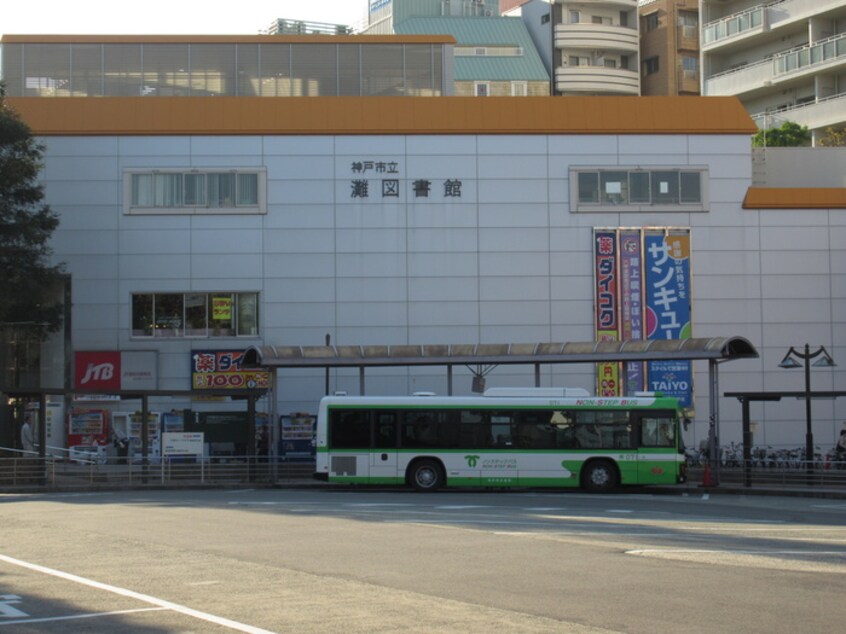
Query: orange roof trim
[
  {"left": 743, "top": 187, "right": 846, "bottom": 209},
  {"left": 0, "top": 34, "right": 456, "bottom": 44},
  {"left": 8, "top": 96, "right": 757, "bottom": 136}
]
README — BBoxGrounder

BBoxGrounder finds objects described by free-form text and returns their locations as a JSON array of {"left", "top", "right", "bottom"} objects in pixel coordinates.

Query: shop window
[{"left": 131, "top": 292, "right": 259, "bottom": 338}]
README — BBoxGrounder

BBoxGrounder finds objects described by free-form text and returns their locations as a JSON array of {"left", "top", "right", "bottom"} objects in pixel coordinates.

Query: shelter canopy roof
[{"left": 242, "top": 337, "right": 759, "bottom": 369}]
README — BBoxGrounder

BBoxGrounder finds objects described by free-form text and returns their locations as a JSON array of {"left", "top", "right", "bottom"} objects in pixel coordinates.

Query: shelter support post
[
  {"left": 741, "top": 397, "right": 752, "bottom": 487},
  {"left": 534, "top": 363, "right": 540, "bottom": 387},
  {"left": 271, "top": 368, "right": 278, "bottom": 482},
  {"left": 359, "top": 367, "right": 365, "bottom": 395},
  {"left": 447, "top": 365, "right": 453, "bottom": 396},
  {"left": 141, "top": 394, "right": 149, "bottom": 483},
  {"left": 38, "top": 392, "right": 47, "bottom": 485},
  {"left": 708, "top": 359, "right": 721, "bottom": 486}
]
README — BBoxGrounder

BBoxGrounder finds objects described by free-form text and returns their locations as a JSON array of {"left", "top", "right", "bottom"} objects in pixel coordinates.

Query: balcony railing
[
  {"left": 702, "top": 3, "right": 767, "bottom": 45},
  {"left": 773, "top": 32, "right": 846, "bottom": 76},
  {"left": 750, "top": 92, "right": 846, "bottom": 131}
]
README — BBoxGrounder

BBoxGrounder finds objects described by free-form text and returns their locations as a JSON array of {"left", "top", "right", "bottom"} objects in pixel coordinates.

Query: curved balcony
[
  {"left": 555, "top": 23, "right": 639, "bottom": 54},
  {"left": 555, "top": 66, "right": 639, "bottom": 95}
]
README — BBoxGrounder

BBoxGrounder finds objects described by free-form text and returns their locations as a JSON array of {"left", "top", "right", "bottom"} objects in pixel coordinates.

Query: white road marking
[
  {"left": 0, "top": 607, "right": 166, "bottom": 625},
  {"left": 0, "top": 554, "right": 276, "bottom": 634}
]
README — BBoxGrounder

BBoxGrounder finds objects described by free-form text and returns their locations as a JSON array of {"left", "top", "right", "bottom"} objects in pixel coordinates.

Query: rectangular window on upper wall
[
  {"left": 643, "top": 56, "right": 659, "bottom": 75},
  {"left": 124, "top": 169, "right": 266, "bottom": 215},
  {"left": 131, "top": 292, "right": 260, "bottom": 338},
  {"left": 570, "top": 168, "right": 708, "bottom": 213}
]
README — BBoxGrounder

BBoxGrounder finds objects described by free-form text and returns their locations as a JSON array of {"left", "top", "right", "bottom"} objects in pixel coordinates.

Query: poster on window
[
  {"left": 593, "top": 230, "right": 620, "bottom": 397},
  {"left": 191, "top": 349, "right": 271, "bottom": 391},
  {"left": 644, "top": 231, "right": 693, "bottom": 408}
]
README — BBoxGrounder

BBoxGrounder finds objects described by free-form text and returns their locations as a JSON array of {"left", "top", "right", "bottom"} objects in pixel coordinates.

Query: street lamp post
[{"left": 778, "top": 344, "right": 836, "bottom": 480}]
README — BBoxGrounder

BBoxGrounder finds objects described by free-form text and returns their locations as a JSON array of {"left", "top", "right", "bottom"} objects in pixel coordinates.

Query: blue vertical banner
[{"left": 644, "top": 231, "right": 693, "bottom": 408}]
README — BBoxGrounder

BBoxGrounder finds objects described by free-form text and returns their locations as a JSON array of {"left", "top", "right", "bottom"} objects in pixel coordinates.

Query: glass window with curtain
[
  {"left": 154, "top": 294, "right": 184, "bottom": 337},
  {"left": 184, "top": 294, "right": 208, "bottom": 337},
  {"left": 184, "top": 173, "right": 207, "bottom": 206},
  {"left": 132, "top": 294, "right": 154, "bottom": 336},
  {"left": 651, "top": 171, "right": 679, "bottom": 204},
  {"left": 210, "top": 293, "right": 235, "bottom": 336},
  {"left": 237, "top": 174, "right": 258, "bottom": 205},
  {"left": 600, "top": 171, "right": 628, "bottom": 205},
  {"left": 208, "top": 173, "right": 236, "bottom": 207},
  {"left": 237, "top": 293, "right": 259, "bottom": 336},
  {"left": 154, "top": 173, "right": 183, "bottom": 207},
  {"left": 131, "top": 174, "right": 154, "bottom": 207},
  {"left": 680, "top": 172, "right": 701, "bottom": 203},
  {"left": 578, "top": 172, "right": 599, "bottom": 203},
  {"left": 629, "top": 172, "right": 650, "bottom": 204}
]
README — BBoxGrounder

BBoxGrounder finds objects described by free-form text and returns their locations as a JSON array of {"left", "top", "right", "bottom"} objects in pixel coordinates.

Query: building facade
[
  {"left": 512, "top": 0, "right": 641, "bottom": 95},
  {"left": 2, "top": 33, "right": 845, "bottom": 453},
  {"left": 639, "top": 0, "right": 700, "bottom": 96},
  {"left": 701, "top": 0, "right": 846, "bottom": 144}
]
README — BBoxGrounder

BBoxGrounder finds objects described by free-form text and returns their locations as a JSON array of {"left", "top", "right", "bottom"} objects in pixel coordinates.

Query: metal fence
[{"left": 0, "top": 455, "right": 316, "bottom": 491}]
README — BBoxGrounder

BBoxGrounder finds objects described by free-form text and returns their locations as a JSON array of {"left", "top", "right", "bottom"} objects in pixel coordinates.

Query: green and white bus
[{"left": 314, "top": 387, "right": 687, "bottom": 492}]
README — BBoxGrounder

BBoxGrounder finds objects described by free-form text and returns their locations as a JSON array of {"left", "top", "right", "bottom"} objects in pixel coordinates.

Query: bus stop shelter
[{"left": 244, "top": 336, "right": 759, "bottom": 484}]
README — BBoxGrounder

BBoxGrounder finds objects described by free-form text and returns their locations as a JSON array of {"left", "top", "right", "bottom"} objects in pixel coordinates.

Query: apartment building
[
  {"left": 701, "top": 0, "right": 846, "bottom": 144},
  {"left": 510, "top": 0, "right": 641, "bottom": 95},
  {"left": 639, "top": 0, "right": 700, "bottom": 96}
]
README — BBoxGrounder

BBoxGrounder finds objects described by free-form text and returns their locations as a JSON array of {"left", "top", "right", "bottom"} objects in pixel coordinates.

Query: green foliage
[
  {"left": 818, "top": 126, "right": 846, "bottom": 147},
  {"left": 751, "top": 121, "right": 811, "bottom": 147},
  {"left": 0, "top": 83, "right": 65, "bottom": 336}
]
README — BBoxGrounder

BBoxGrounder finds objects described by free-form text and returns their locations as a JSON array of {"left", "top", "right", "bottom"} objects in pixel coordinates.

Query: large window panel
[
  {"left": 131, "top": 292, "right": 260, "bottom": 339},
  {"left": 70, "top": 43, "right": 103, "bottom": 96},
  {"left": 259, "top": 43, "right": 292, "bottom": 96},
  {"left": 154, "top": 293, "right": 184, "bottom": 337},
  {"left": 184, "top": 293, "right": 208, "bottom": 337},
  {"left": 23, "top": 43, "right": 70, "bottom": 96},
  {"left": 572, "top": 167, "right": 707, "bottom": 212},
  {"left": 125, "top": 169, "right": 265, "bottom": 215},
  {"left": 142, "top": 43, "right": 190, "bottom": 96},
  {"left": 578, "top": 172, "right": 599, "bottom": 203},
  {"left": 190, "top": 44, "right": 236, "bottom": 96},
  {"left": 651, "top": 171, "right": 679, "bottom": 204},
  {"left": 104, "top": 44, "right": 142, "bottom": 96},
  {"left": 291, "top": 44, "right": 338, "bottom": 96}
]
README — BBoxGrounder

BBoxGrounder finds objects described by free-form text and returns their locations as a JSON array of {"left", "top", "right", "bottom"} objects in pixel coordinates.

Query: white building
[
  {"left": 700, "top": 0, "right": 846, "bottom": 144},
  {"left": 2, "top": 34, "right": 845, "bottom": 453},
  {"left": 507, "top": 0, "right": 641, "bottom": 95}
]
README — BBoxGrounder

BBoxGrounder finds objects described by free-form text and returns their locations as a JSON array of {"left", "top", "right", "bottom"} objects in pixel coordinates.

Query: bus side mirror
[{"left": 682, "top": 417, "right": 691, "bottom": 432}]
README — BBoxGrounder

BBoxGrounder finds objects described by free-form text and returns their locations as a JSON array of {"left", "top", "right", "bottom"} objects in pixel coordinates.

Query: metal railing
[{"left": 0, "top": 453, "right": 316, "bottom": 491}]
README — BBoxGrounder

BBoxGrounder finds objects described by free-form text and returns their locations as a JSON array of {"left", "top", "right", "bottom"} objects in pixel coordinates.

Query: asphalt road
[{"left": 1, "top": 488, "right": 845, "bottom": 633}]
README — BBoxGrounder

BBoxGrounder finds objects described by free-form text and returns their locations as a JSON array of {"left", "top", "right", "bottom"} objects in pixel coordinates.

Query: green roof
[{"left": 395, "top": 17, "right": 549, "bottom": 82}]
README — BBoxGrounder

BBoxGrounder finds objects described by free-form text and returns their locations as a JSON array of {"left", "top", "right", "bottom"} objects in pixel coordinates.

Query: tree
[
  {"left": 818, "top": 126, "right": 846, "bottom": 147},
  {"left": 751, "top": 121, "right": 811, "bottom": 147},
  {"left": 0, "top": 83, "right": 65, "bottom": 339}
]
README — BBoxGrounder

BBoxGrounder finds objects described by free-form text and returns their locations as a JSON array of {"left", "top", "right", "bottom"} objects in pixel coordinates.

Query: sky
[{"left": 2, "top": 1, "right": 371, "bottom": 35}]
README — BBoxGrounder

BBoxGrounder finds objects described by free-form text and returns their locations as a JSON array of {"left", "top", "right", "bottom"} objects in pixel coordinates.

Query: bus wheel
[
  {"left": 409, "top": 459, "right": 444, "bottom": 492},
  {"left": 581, "top": 460, "right": 618, "bottom": 493}
]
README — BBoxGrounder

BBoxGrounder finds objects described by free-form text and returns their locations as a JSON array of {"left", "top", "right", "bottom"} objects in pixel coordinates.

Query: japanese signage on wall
[
  {"left": 593, "top": 230, "right": 619, "bottom": 397},
  {"left": 644, "top": 231, "right": 693, "bottom": 408},
  {"left": 191, "top": 350, "right": 270, "bottom": 391},
  {"left": 348, "top": 159, "right": 464, "bottom": 201},
  {"left": 592, "top": 228, "right": 693, "bottom": 409},
  {"left": 75, "top": 351, "right": 158, "bottom": 392}
]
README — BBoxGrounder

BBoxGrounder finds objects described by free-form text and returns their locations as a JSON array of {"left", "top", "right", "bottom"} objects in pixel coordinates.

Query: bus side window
[{"left": 374, "top": 413, "right": 396, "bottom": 448}]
